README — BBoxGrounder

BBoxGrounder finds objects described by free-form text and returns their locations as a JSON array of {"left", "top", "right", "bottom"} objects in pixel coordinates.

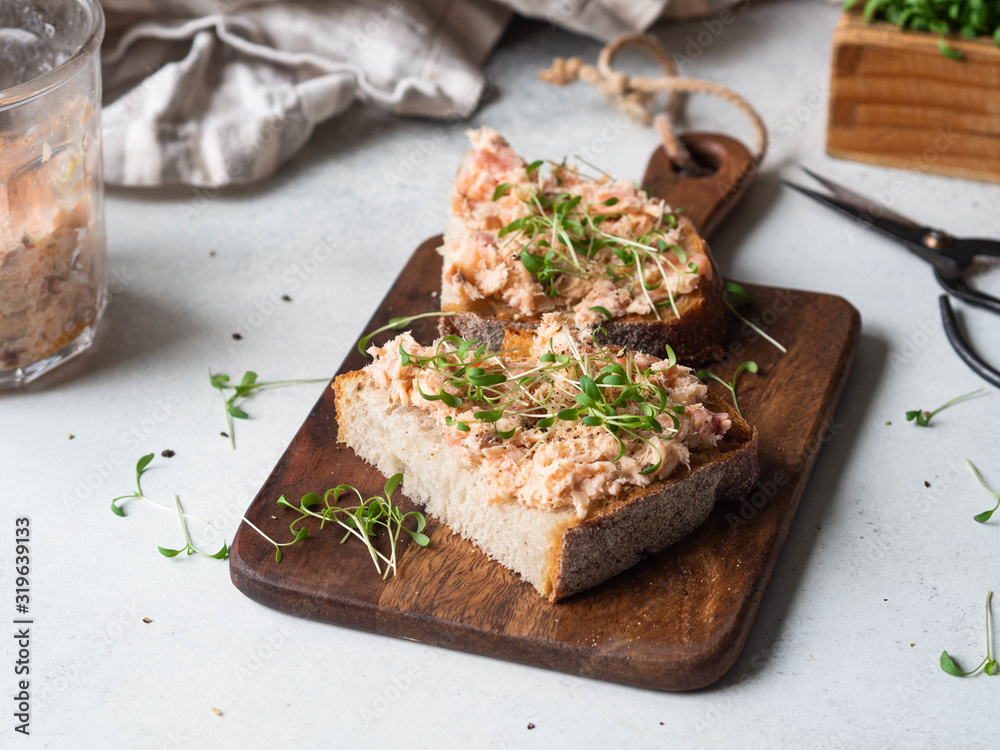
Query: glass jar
[{"left": 0, "top": 0, "right": 106, "bottom": 387}]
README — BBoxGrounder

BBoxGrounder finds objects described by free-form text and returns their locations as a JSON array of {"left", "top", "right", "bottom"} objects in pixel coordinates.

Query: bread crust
[
  {"left": 438, "top": 217, "right": 728, "bottom": 366},
  {"left": 549, "top": 393, "right": 757, "bottom": 600},
  {"left": 333, "top": 364, "right": 758, "bottom": 603}
]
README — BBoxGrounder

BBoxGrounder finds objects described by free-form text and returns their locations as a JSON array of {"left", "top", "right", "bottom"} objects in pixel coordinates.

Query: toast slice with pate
[
  {"left": 437, "top": 128, "right": 728, "bottom": 366},
  {"left": 334, "top": 321, "right": 758, "bottom": 601}
]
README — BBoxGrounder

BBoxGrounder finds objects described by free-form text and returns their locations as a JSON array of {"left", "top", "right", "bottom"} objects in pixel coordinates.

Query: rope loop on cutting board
[{"left": 540, "top": 32, "right": 767, "bottom": 171}]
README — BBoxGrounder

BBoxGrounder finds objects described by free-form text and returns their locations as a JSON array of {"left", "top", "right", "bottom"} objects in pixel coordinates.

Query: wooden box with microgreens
[{"left": 827, "top": 6, "right": 1000, "bottom": 184}]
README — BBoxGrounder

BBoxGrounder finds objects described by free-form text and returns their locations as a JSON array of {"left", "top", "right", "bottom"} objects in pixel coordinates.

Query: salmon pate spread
[
  {"left": 440, "top": 128, "right": 712, "bottom": 328},
  {"left": 364, "top": 318, "right": 731, "bottom": 518}
]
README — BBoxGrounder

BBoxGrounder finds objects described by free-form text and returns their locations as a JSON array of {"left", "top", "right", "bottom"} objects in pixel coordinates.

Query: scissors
[{"left": 782, "top": 168, "right": 1000, "bottom": 389}]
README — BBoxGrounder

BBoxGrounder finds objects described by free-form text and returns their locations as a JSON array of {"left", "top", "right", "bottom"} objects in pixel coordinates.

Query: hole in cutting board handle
[
  {"left": 642, "top": 133, "right": 757, "bottom": 238},
  {"left": 671, "top": 137, "right": 726, "bottom": 177}
]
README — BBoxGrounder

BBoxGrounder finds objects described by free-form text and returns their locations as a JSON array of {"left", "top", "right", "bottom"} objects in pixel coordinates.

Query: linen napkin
[{"left": 100, "top": 0, "right": 718, "bottom": 186}]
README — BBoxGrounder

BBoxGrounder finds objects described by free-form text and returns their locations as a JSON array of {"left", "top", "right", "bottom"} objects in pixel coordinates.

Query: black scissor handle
[
  {"left": 933, "top": 266, "right": 1000, "bottom": 315},
  {"left": 958, "top": 237, "right": 1000, "bottom": 260},
  {"left": 939, "top": 296, "right": 1000, "bottom": 389}
]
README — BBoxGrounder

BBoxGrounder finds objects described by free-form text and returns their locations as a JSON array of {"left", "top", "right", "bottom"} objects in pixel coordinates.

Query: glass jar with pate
[{"left": 0, "top": 0, "right": 106, "bottom": 386}]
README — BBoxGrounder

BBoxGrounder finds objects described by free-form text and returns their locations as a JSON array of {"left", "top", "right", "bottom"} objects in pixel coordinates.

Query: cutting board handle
[{"left": 642, "top": 132, "right": 756, "bottom": 239}]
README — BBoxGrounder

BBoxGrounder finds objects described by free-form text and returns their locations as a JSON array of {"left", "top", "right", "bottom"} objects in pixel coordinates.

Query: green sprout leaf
[
  {"left": 301, "top": 493, "right": 322, "bottom": 509},
  {"left": 907, "top": 388, "right": 985, "bottom": 427},
  {"left": 938, "top": 37, "right": 963, "bottom": 58},
  {"left": 697, "top": 361, "right": 759, "bottom": 417},
  {"left": 940, "top": 591, "right": 995, "bottom": 677},
  {"left": 155, "top": 495, "right": 229, "bottom": 562},
  {"left": 409, "top": 531, "right": 431, "bottom": 547},
  {"left": 210, "top": 368, "right": 327, "bottom": 449},
  {"left": 111, "top": 455, "right": 208, "bottom": 531},
  {"left": 966, "top": 459, "right": 1000, "bottom": 523},
  {"left": 940, "top": 650, "right": 976, "bottom": 676},
  {"left": 384, "top": 472, "right": 403, "bottom": 500},
  {"left": 136, "top": 453, "right": 155, "bottom": 476},
  {"left": 227, "top": 404, "right": 249, "bottom": 419},
  {"left": 723, "top": 281, "right": 754, "bottom": 307},
  {"left": 663, "top": 345, "right": 677, "bottom": 369}
]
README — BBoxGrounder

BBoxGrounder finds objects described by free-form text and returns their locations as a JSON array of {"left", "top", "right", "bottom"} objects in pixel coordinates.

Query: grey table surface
[{"left": 4, "top": 1, "right": 1000, "bottom": 747}]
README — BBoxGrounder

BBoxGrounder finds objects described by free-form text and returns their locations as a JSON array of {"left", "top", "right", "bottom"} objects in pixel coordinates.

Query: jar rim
[{"left": 0, "top": 0, "right": 106, "bottom": 110}]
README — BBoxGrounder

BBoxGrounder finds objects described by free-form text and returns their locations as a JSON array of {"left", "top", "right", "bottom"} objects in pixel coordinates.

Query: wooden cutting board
[{"left": 230, "top": 137, "right": 860, "bottom": 690}]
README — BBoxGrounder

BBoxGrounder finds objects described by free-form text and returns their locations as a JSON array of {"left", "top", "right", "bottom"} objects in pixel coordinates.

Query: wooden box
[{"left": 827, "top": 11, "right": 1000, "bottom": 183}]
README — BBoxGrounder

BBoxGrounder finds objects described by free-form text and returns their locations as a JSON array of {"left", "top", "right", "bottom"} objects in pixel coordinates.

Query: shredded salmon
[
  {"left": 365, "top": 321, "right": 731, "bottom": 518},
  {"left": 441, "top": 128, "right": 710, "bottom": 327}
]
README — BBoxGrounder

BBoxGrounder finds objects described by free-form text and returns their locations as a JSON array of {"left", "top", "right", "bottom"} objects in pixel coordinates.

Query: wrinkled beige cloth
[{"left": 100, "top": 0, "right": 731, "bottom": 187}]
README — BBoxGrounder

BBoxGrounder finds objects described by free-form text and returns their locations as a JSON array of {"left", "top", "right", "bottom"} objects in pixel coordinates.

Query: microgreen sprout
[
  {"left": 111, "top": 454, "right": 206, "bottom": 524},
  {"left": 209, "top": 370, "right": 327, "bottom": 449},
  {"left": 572, "top": 154, "right": 612, "bottom": 180},
  {"left": 239, "top": 519, "right": 310, "bottom": 564},
  {"left": 493, "top": 176, "right": 696, "bottom": 321},
  {"left": 905, "top": 387, "right": 985, "bottom": 427},
  {"left": 966, "top": 460, "right": 1000, "bottom": 523},
  {"left": 158, "top": 495, "right": 228, "bottom": 560},
  {"left": 243, "top": 473, "right": 429, "bottom": 577},
  {"left": 357, "top": 311, "right": 458, "bottom": 357},
  {"left": 111, "top": 454, "right": 225, "bottom": 560},
  {"left": 723, "top": 282, "right": 787, "bottom": 354},
  {"left": 397, "top": 332, "right": 687, "bottom": 475},
  {"left": 696, "top": 361, "right": 759, "bottom": 418},
  {"left": 940, "top": 591, "right": 997, "bottom": 677}
]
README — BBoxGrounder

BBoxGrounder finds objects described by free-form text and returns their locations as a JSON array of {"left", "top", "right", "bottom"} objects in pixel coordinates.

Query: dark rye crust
[
  {"left": 438, "top": 217, "right": 728, "bottom": 367},
  {"left": 546, "top": 392, "right": 758, "bottom": 601}
]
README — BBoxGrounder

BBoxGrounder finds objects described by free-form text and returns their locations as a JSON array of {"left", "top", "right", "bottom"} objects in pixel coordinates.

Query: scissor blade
[
  {"left": 798, "top": 167, "right": 919, "bottom": 228},
  {"left": 781, "top": 180, "right": 962, "bottom": 272}
]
